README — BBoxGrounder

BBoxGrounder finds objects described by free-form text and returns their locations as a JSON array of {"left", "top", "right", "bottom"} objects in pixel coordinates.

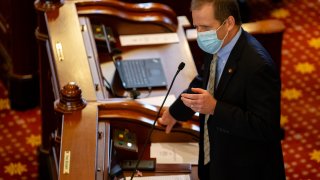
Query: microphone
[{"left": 130, "top": 62, "right": 185, "bottom": 179}]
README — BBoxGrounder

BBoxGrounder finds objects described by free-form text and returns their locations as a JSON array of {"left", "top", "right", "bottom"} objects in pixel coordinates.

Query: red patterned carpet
[
  {"left": 1, "top": 0, "right": 320, "bottom": 179},
  {"left": 0, "top": 82, "right": 41, "bottom": 180},
  {"left": 249, "top": 0, "right": 320, "bottom": 179}
]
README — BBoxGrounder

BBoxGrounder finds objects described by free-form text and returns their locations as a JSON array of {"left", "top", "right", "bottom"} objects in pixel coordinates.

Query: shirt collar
[{"left": 217, "top": 27, "right": 242, "bottom": 58}]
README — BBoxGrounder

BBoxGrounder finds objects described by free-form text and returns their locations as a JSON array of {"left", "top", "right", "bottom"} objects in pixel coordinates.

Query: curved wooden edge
[
  {"left": 99, "top": 100, "right": 160, "bottom": 116},
  {"left": 97, "top": 100, "right": 200, "bottom": 135},
  {"left": 34, "top": 0, "right": 64, "bottom": 12},
  {"left": 77, "top": 6, "right": 176, "bottom": 27},
  {"left": 76, "top": 1, "right": 178, "bottom": 33},
  {"left": 242, "top": 19, "right": 285, "bottom": 34},
  {"left": 76, "top": 0, "right": 177, "bottom": 22}
]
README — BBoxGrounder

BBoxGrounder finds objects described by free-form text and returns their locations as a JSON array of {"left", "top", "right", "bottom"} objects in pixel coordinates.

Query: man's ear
[{"left": 226, "top": 16, "right": 235, "bottom": 31}]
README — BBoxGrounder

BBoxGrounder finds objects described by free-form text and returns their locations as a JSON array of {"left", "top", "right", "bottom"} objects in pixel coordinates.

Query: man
[{"left": 158, "top": 0, "right": 286, "bottom": 179}]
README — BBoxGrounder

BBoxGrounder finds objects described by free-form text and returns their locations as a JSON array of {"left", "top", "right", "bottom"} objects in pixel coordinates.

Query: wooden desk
[
  {"left": 58, "top": 100, "right": 199, "bottom": 180},
  {"left": 99, "top": 18, "right": 198, "bottom": 98},
  {"left": 43, "top": 1, "right": 197, "bottom": 100},
  {"left": 35, "top": 1, "right": 199, "bottom": 179}
]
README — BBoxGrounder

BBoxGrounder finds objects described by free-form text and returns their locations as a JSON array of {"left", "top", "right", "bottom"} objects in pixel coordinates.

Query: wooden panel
[
  {"left": 59, "top": 103, "right": 98, "bottom": 180},
  {"left": 45, "top": 2, "right": 97, "bottom": 101}
]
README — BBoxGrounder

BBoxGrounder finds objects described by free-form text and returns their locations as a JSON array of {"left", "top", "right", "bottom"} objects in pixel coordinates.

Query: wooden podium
[
  {"left": 34, "top": 0, "right": 285, "bottom": 179},
  {"left": 34, "top": 1, "right": 199, "bottom": 179}
]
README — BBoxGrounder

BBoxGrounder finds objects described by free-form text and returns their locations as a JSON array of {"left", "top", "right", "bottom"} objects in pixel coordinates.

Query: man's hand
[
  {"left": 181, "top": 88, "right": 217, "bottom": 114},
  {"left": 158, "top": 109, "right": 177, "bottom": 134}
]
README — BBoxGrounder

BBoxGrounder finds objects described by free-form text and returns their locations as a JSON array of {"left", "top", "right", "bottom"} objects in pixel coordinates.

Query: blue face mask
[{"left": 197, "top": 22, "right": 228, "bottom": 54}]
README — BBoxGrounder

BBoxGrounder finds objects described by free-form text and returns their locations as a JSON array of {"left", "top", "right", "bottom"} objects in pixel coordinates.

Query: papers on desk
[
  {"left": 177, "top": 16, "right": 191, "bottom": 27},
  {"left": 126, "top": 174, "right": 190, "bottom": 180},
  {"left": 136, "top": 95, "right": 176, "bottom": 107},
  {"left": 151, "top": 143, "right": 199, "bottom": 165},
  {"left": 186, "top": 29, "right": 197, "bottom": 40},
  {"left": 119, "top": 33, "right": 179, "bottom": 46}
]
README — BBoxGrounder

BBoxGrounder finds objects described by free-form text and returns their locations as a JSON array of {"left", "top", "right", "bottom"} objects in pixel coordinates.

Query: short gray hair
[{"left": 190, "top": 0, "right": 242, "bottom": 25}]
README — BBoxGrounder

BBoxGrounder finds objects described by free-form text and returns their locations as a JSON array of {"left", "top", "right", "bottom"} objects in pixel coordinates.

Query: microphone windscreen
[{"left": 178, "top": 62, "right": 185, "bottom": 70}]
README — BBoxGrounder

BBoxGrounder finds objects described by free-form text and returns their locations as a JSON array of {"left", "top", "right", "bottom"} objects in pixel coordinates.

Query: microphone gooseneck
[{"left": 130, "top": 62, "right": 185, "bottom": 180}]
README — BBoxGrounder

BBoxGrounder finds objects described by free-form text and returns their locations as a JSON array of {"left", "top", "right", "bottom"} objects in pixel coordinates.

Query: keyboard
[
  {"left": 120, "top": 60, "right": 149, "bottom": 87},
  {"left": 115, "top": 58, "right": 167, "bottom": 89}
]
